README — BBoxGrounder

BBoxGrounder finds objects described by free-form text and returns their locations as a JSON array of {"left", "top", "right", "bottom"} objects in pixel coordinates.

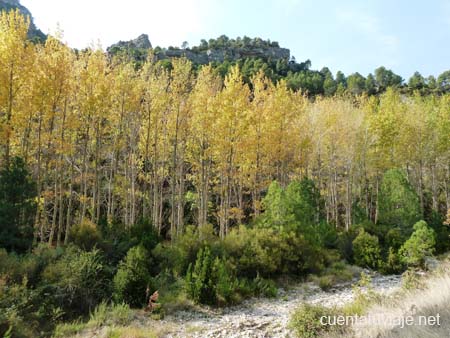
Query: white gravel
[{"left": 160, "top": 273, "right": 403, "bottom": 338}]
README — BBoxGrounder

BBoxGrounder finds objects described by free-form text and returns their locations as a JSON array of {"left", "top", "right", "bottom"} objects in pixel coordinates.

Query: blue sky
[{"left": 21, "top": 0, "right": 450, "bottom": 80}]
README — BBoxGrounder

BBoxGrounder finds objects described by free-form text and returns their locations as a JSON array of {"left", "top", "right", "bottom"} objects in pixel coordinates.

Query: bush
[
  {"left": 385, "top": 228, "right": 404, "bottom": 249},
  {"left": 224, "top": 226, "right": 325, "bottom": 278},
  {"left": 113, "top": 245, "right": 153, "bottom": 307},
  {"left": 0, "top": 274, "right": 66, "bottom": 337},
  {"left": 233, "top": 275, "right": 277, "bottom": 301},
  {"left": 352, "top": 230, "right": 381, "bottom": 269},
  {"left": 130, "top": 219, "right": 161, "bottom": 251},
  {"left": 259, "top": 179, "right": 324, "bottom": 238},
  {"left": 69, "top": 219, "right": 102, "bottom": 251},
  {"left": 284, "top": 178, "right": 322, "bottom": 228},
  {"left": 88, "top": 302, "right": 132, "bottom": 327},
  {"left": 426, "top": 211, "right": 450, "bottom": 254},
  {"left": 289, "top": 303, "right": 339, "bottom": 338},
  {"left": 99, "top": 219, "right": 161, "bottom": 274},
  {"left": 317, "top": 275, "right": 334, "bottom": 291},
  {"left": 185, "top": 247, "right": 218, "bottom": 305},
  {"left": 342, "top": 273, "right": 380, "bottom": 316},
  {"left": 382, "top": 247, "right": 404, "bottom": 274},
  {"left": 281, "top": 230, "right": 326, "bottom": 275},
  {"left": 401, "top": 269, "right": 425, "bottom": 290},
  {"left": 53, "top": 302, "right": 132, "bottom": 338},
  {"left": 325, "top": 261, "right": 359, "bottom": 283},
  {"left": 185, "top": 247, "right": 277, "bottom": 306},
  {"left": 0, "top": 246, "right": 69, "bottom": 336},
  {"left": 152, "top": 224, "right": 216, "bottom": 277},
  {"left": 399, "top": 220, "right": 435, "bottom": 267},
  {"left": 251, "top": 275, "right": 278, "bottom": 298},
  {"left": 0, "top": 245, "right": 63, "bottom": 287},
  {"left": 245, "top": 227, "right": 286, "bottom": 275},
  {"left": 337, "top": 231, "right": 357, "bottom": 263},
  {"left": 41, "top": 246, "right": 109, "bottom": 316},
  {"left": 0, "top": 277, "right": 37, "bottom": 337},
  {"left": 213, "top": 257, "right": 237, "bottom": 305},
  {"left": 221, "top": 179, "right": 330, "bottom": 278},
  {"left": 153, "top": 272, "right": 192, "bottom": 313},
  {"left": 53, "top": 321, "right": 86, "bottom": 338},
  {"left": 0, "top": 249, "right": 24, "bottom": 283},
  {"left": 0, "top": 157, "right": 36, "bottom": 253},
  {"left": 185, "top": 247, "right": 242, "bottom": 306}
]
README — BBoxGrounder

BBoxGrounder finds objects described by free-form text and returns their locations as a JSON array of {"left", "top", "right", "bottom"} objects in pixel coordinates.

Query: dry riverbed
[{"left": 100, "top": 272, "right": 401, "bottom": 338}]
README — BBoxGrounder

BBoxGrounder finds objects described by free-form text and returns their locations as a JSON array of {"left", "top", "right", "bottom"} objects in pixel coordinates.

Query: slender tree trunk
[
  {"left": 446, "top": 164, "right": 450, "bottom": 212},
  {"left": 4, "top": 63, "right": 14, "bottom": 165},
  {"left": 345, "top": 163, "right": 352, "bottom": 231},
  {"left": 34, "top": 111, "right": 44, "bottom": 242},
  {"left": 92, "top": 123, "right": 101, "bottom": 224},
  {"left": 64, "top": 160, "right": 74, "bottom": 245},
  {"left": 48, "top": 179, "right": 59, "bottom": 245},
  {"left": 431, "top": 162, "right": 438, "bottom": 211},
  {"left": 57, "top": 172, "right": 64, "bottom": 247},
  {"left": 374, "top": 174, "right": 380, "bottom": 224},
  {"left": 170, "top": 108, "right": 181, "bottom": 239},
  {"left": 415, "top": 161, "right": 424, "bottom": 218},
  {"left": 176, "top": 158, "right": 185, "bottom": 236},
  {"left": 80, "top": 123, "right": 90, "bottom": 225},
  {"left": 21, "top": 111, "right": 34, "bottom": 163},
  {"left": 56, "top": 99, "right": 68, "bottom": 247},
  {"left": 130, "top": 151, "right": 137, "bottom": 225},
  {"left": 333, "top": 166, "right": 339, "bottom": 226}
]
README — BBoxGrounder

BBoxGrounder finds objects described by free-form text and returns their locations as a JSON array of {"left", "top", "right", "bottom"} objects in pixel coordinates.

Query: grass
[
  {"left": 153, "top": 273, "right": 197, "bottom": 313},
  {"left": 53, "top": 321, "right": 86, "bottom": 338},
  {"left": 106, "top": 326, "right": 159, "bottom": 338},
  {"left": 350, "top": 264, "right": 450, "bottom": 338},
  {"left": 89, "top": 302, "right": 133, "bottom": 327},
  {"left": 53, "top": 276, "right": 195, "bottom": 337},
  {"left": 289, "top": 303, "right": 345, "bottom": 338},
  {"left": 291, "top": 259, "right": 450, "bottom": 338},
  {"left": 317, "top": 275, "right": 334, "bottom": 291},
  {"left": 341, "top": 273, "right": 382, "bottom": 316},
  {"left": 309, "top": 262, "right": 362, "bottom": 291},
  {"left": 53, "top": 302, "right": 134, "bottom": 337},
  {"left": 290, "top": 272, "right": 384, "bottom": 338}
]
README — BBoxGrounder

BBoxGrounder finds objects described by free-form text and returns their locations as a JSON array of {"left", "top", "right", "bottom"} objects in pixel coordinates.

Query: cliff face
[
  {"left": 108, "top": 35, "right": 290, "bottom": 64},
  {"left": 0, "top": 0, "right": 46, "bottom": 41},
  {"left": 108, "top": 34, "right": 152, "bottom": 51},
  {"left": 160, "top": 46, "right": 290, "bottom": 64}
]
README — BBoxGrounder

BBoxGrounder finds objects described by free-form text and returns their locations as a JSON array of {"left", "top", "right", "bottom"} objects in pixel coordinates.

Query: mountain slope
[{"left": 0, "top": 0, "right": 46, "bottom": 41}]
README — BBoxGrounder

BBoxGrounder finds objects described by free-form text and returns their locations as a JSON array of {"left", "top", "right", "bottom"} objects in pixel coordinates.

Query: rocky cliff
[
  {"left": 108, "top": 35, "right": 290, "bottom": 64},
  {"left": 0, "top": 0, "right": 46, "bottom": 41},
  {"left": 160, "top": 45, "right": 290, "bottom": 64},
  {"left": 108, "top": 34, "right": 152, "bottom": 51}
]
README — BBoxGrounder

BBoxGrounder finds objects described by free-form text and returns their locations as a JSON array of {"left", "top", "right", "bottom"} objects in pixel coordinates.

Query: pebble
[
  {"left": 162, "top": 273, "right": 402, "bottom": 337},
  {"left": 75, "top": 273, "right": 403, "bottom": 338}
]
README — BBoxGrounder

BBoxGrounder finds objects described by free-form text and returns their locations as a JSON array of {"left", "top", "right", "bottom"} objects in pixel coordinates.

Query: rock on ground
[{"left": 159, "top": 273, "right": 402, "bottom": 338}]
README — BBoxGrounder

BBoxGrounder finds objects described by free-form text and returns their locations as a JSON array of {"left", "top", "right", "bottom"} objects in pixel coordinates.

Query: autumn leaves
[{"left": 0, "top": 10, "right": 448, "bottom": 245}]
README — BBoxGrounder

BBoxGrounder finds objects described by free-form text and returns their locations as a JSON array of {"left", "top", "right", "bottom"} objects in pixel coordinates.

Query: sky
[{"left": 21, "top": 0, "right": 450, "bottom": 80}]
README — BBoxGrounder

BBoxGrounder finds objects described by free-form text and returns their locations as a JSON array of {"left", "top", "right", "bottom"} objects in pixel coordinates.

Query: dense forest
[{"left": 0, "top": 10, "right": 449, "bottom": 337}]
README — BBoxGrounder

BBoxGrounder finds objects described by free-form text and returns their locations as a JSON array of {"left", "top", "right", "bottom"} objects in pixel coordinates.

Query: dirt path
[{"left": 159, "top": 273, "right": 402, "bottom": 338}]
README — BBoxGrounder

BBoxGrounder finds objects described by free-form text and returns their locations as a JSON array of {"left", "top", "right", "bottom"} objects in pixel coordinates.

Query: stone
[
  {"left": 108, "top": 33, "right": 152, "bottom": 51},
  {"left": 108, "top": 34, "right": 291, "bottom": 65}
]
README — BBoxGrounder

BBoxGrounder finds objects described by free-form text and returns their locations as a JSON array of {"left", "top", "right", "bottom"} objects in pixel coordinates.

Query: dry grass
[
  {"left": 106, "top": 326, "right": 161, "bottom": 338},
  {"left": 349, "top": 264, "right": 450, "bottom": 338}
]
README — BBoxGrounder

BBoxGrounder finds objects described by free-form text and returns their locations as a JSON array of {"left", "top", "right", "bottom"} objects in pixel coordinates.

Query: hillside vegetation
[{"left": 109, "top": 34, "right": 450, "bottom": 97}]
